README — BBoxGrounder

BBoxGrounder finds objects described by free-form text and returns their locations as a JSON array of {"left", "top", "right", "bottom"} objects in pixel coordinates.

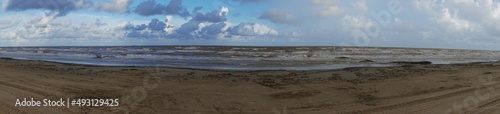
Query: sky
[{"left": 0, "top": 0, "right": 500, "bottom": 50}]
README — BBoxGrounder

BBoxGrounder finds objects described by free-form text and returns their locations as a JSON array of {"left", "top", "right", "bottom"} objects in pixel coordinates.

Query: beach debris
[
  {"left": 359, "top": 59, "right": 375, "bottom": 63},
  {"left": 335, "top": 57, "right": 349, "bottom": 59}
]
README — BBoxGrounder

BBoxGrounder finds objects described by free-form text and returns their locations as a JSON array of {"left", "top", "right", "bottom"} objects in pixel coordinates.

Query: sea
[{"left": 0, "top": 46, "right": 499, "bottom": 70}]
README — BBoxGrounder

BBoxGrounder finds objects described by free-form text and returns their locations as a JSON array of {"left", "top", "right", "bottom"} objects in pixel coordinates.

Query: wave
[{"left": 0, "top": 46, "right": 498, "bottom": 70}]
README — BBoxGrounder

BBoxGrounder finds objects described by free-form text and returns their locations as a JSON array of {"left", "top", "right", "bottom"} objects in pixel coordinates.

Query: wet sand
[{"left": 1, "top": 58, "right": 500, "bottom": 113}]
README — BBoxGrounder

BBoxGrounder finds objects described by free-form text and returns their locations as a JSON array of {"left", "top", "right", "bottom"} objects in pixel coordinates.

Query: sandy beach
[{"left": 0, "top": 58, "right": 499, "bottom": 113}]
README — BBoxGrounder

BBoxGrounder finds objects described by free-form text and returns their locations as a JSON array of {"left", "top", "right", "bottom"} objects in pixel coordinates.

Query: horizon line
[{"left": 0, "top": 45, "right": 497, "bottom": 51}]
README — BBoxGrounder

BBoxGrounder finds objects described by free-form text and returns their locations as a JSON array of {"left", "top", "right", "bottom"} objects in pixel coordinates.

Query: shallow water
[{"left": 0, "top": 46, "right": 499, "bottom": 70}]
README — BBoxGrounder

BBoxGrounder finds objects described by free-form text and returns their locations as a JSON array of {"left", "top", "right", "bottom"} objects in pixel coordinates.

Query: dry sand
[{"left": 0, "top": 58, "right": 500, "bottom": 113}]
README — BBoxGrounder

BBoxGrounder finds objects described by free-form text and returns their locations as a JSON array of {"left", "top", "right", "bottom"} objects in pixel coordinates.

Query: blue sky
[{"left": 0, "top": 0, "right": 500, "bottom": 50}]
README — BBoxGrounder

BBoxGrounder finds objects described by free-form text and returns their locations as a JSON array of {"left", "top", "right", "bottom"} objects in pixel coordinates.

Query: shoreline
[
  {"left": 1, "top": 46, "right": 499, "bottom": 72},
  {"left": 0, "top": 58, "right": 499, "bottom": 113},
  {"left": 1, "top": 57, "right": 497, "bottom": 72},
  {"left": 1, "top": 57, "right": 397, "bottom": 71}
]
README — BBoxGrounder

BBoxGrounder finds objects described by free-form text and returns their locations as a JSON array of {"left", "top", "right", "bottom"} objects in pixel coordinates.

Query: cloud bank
[
  {"left": 123, "top": 7, "right": 279, "bottom": 40},
  {"left": 1, "top": 0, "right": 500, "bottom": 50}
]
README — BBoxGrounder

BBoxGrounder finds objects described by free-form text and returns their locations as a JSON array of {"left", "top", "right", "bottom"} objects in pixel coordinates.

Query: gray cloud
[
  {"left": 123, "top": 6, "right": 278, "bottom": 40},
  {"left": 12, "top": 3, "right": 279, "bottom": 41},
  {"left": 3, "top": 0, "right": 191, "bottom": 18},
  {"left": 191, "top": 6, "right": 203, "bottom": 16},
  {"left": 165, "top": 0, "right": 189, "bottom": 16},
  {"left": 259, "top": 9, "right": 297, "bottom": 24},
  {"left": 123, "top": 18, "right": 169, "bottom": 32},
  {"left": 175, "top": 7, "right": 229, "bottom": 37},
  {"left": 200, "top": 22, "right": 228, "bottom": 39},
  {"left": 123, "top": 18, "right": 170, "bottom": 38},
  {"left": 3, "top": 0, "right": 130, "bottom": 29},
  {"left": 3, "top": 0, "right": 92, "bottom": 16},
  {"left": 124, "top": 23, "right": 147, "bottom": 31},
  {"left": 175, "top": 20, "right": 202, "bottom": 37},
  {"left": 192, "top": 7, "right": 229, "bottom": 23},
  {"left": 134, "top": 0, "right": 165, "bottom": 16},
  {"left": 148, "top": 19, "right": 166, "bottom": 31},
  {"left": 134, "top": 0, "right": 189, "bottom": 17}
]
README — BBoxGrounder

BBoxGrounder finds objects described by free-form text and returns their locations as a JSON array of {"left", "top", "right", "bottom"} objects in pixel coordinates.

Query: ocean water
[{"left": 0, "top": 46, "right": 499, "bottom": 70}]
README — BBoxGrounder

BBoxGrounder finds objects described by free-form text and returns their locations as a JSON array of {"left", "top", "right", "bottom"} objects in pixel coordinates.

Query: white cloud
[
  {"left": 220, "top": 7, "right": 229, "bottom": 16},
  {"left": 413, "top": 0, "right": 500, "bottom": 43},
  {"left": 26, "top": 13, "right": 59, "bottom": 28},
  {"left": 228, "top": 22, "right": 278, "bottom": 36},
  {"left": 353, "top": 0, "right": 368, "bottom": 12},
  {"left": 434, "top": 8, "right": 476, "bottom": 32},
  {"left": 310, "top": 0, "right": 344, "bottom": 18},
  {"left": 6, "top": 18, "right": 123, "bottom": 40},
  {"left": 98, "top": 0, "right": 133, "bottom": 13},
  {"left": 341, "top": 15, "right": 373, "bottom": 31},
  {"left": 0, "top": 17, "right": 21, "bottom": 29},
  {"left": 164, "top": 15, "right": 175, "bottom": 34}
]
